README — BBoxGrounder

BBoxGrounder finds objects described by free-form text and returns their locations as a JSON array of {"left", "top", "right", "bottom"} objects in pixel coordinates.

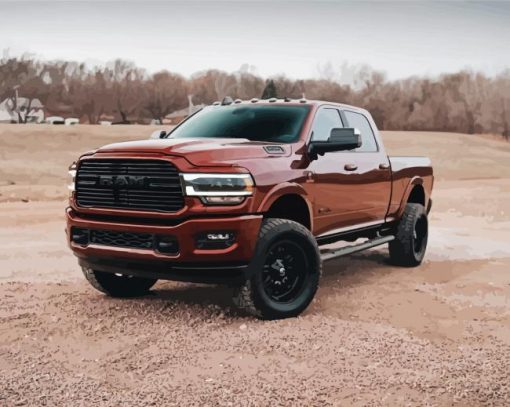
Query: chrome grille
[{"left": 75, "top": 159, "right": 184, "bottom": 212}]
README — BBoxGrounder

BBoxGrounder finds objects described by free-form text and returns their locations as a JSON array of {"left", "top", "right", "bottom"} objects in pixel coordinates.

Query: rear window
[
  {"left": 344, "top": 110, "right": 378, "bottom": 152},
  {"left": 168, "top": 105, "right": 310, "bottom": 143}
]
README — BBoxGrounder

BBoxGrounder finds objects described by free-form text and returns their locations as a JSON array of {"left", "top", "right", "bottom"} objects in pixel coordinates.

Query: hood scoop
[{"left": 263, "top": 145, "right": 285, "bottom": 154}]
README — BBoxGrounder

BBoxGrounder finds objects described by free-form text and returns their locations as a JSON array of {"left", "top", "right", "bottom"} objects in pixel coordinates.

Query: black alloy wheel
[
  {"left": 233, "top": 218, "right": 321, "bottom": 320},
  {"left": 262, "top": 239, "right": 308, "bottom": 303}
]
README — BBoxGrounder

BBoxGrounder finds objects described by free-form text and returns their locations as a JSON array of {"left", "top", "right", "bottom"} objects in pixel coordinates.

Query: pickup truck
[{"left": 66, "top": 98, "right": 433, "bottom": 319}]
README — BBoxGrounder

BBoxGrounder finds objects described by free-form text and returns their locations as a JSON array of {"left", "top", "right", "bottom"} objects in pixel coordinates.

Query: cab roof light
[
  {"left": 212, "top": 101, "right": 220, "bottom": 105},
  {"left": 250, "top": 98, "right": 259, "bottom": 103},
  {"left": 221, "top": 96, "right": 234, "bottom": 105},
  {"left": 268, "top": 98, "right": 277, "bottom": 102},
  {"left": 234, "top": 98, "right": 242, "bottom": 104},
  {"left": 284, "top": 97, "right": 291, "bottom": 102}
]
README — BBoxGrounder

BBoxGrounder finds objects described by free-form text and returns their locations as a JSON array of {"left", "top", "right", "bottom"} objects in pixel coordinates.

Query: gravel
[{"left": 1, "top": 271, "right": 510, "bottom": 406}]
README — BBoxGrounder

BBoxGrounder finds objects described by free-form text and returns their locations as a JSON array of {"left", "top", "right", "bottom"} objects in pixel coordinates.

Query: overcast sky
[{"left": 1, "top": 1, "right": 509, "bottom": 81}]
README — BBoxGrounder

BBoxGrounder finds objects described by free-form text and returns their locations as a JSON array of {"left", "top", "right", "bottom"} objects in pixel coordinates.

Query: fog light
[
  {"left": 71, "top": 227, "right": 89, "bottom": 245},
  {"left": 196, "top": 232, "right": 235, "bottom": 250},
  {"left": 155, "top": 235, "right": 179, "bottom": 254},
  {"left": 207, "top": 232, "right": 233, "bottom": 240},
  {"left": 201, "top": 196, "right": 245, "bottom": 205}
]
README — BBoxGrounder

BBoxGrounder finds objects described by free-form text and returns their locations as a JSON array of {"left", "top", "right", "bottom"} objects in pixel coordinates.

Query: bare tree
[
  {"left": 144, "top": 71, "right": 188, "bottom": 122},
  {"left": 272, "top": 76, "right": 303, "bottom": 99},
  {"left": 189, "top": 70, "right": 223, "bottom": 104},
  {"left": 235, "top": 70, "right": 264, "bottom": 100},
  {"left": 104, "top": 60, "right": 146, "bottom": 123},
  {"left": 0, "top": 57, "right": 50, "bottom": 123},
  {"left": 68, "top": 68, "right": 112, "bottom": 124},
  {"left": 2, "top": 54, "right": 510, "bottom": 138},
  {"left": 214, "top": 71, "right": 237, "bottom": 100}
]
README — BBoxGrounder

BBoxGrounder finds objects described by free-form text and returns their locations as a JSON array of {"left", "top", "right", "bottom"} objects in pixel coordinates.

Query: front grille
[
  {"left": 76, "top": 159, "right": 184, "bottom": 212},
  {"left": 91, "top": 229, "right": 154, "bottom": 249}
]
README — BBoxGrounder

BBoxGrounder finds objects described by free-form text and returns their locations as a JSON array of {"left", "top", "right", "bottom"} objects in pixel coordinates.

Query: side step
[{"left": 320, "top": 235, "right": 395, "bottom": 262}]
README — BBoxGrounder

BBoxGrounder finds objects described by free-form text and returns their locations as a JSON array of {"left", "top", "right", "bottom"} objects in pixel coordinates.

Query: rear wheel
[
  {"left": 82, "top": 267, "right": 157, "bottom": 297},
  {"left": 233, "top": 218, "right": 321, "bottom": 320},
  {"left": 389, "top": 203, "right": 428, "bottom": 267}
]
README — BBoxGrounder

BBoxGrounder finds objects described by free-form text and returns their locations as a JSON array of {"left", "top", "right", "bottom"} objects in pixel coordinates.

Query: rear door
[{"left": 339, "top": 109, "right": 391, "bottom": 226}]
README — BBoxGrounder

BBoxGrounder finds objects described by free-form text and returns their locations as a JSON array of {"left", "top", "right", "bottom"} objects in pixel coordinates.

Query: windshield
[{"left": 167, "top": 105, "right": 310, "bottom": 143}]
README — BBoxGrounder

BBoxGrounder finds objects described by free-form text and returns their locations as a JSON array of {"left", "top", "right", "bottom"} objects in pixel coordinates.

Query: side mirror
[
  {"left": 308, "top": 128, "right": 361, "bottom": 159},
  {"left": 150, "top": 130, "right": 166, "bottom": 139}
]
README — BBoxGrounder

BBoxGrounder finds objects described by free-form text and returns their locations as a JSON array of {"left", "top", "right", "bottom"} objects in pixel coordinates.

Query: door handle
[
  {"left": 379, "top": 163, "right": 390, "bottom": 170},
  {"left": 344, "top": 164, "right": 358, "bottom": 171}
]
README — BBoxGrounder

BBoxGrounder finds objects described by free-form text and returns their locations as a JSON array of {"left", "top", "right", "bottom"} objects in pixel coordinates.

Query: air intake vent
[
  {"left": 91, "top": 229, "right": 154, "bottom": 249},
  {"left": 76, "top": 159, "right": 184, "bottom": 212},
  {"left": 264, "top": 145, "right": 285, "bottom": 154}
]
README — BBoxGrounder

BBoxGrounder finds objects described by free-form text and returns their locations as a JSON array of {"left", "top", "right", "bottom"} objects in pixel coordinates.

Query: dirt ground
[{"left": 1, "top": 125, "right": 510, "bottom": 406}]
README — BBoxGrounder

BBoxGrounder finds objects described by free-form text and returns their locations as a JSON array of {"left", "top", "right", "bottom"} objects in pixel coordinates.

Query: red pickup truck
[{"left": 66, "top": 98, "right": 433, "bottom": 319}]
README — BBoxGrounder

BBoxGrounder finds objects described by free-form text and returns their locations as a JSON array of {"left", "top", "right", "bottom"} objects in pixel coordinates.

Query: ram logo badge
[{"left": 98, "top": 175, "right": 147, "bottom": 188}]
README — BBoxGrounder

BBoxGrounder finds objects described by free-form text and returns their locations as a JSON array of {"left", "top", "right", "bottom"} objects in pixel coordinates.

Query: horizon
[
  {"left": 1, "top": 1, "right": 509, "bottom": 82},
  {"left": 3, "top": 49, "right": 510, "bottom": 84}
]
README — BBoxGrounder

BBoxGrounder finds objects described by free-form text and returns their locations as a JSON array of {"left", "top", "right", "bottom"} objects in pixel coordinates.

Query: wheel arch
[
  {"left": 257, "top": 183, "right": 314, "bottom": 231},
  {"left": 396, "top": 177, "right": 429, "bottom": 219}
]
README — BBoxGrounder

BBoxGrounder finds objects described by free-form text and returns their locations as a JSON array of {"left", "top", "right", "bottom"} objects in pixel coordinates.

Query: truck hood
[{"left": 95, "top": 138, "right": 291, "bottom": 166}]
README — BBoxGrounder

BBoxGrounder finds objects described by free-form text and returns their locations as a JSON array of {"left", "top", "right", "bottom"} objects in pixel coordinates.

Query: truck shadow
[
  {"left": 150, "top": 283, "right": 235, "bottom": 309},
  {"left": 320, "top": 250, "right": 393, "bottom": 285},
  {"left": 141, "top": 249, "right": 393, "bottom": 315}
]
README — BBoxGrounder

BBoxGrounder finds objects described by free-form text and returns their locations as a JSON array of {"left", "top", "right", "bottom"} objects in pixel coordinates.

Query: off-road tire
[
  {"left": 389, "top": 203, "right": 428, "bottom": 267},
  {"left": 82, "top": 266, "right": 157, "bottom": 297},
  {"left": 233, "top": 218, "right": 321, "bottom": 320}
]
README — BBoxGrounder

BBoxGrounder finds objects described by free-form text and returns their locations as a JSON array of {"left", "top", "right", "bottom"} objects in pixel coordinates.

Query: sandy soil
[{"left": 1, "top": 125, "right": 510, "bottom": 406}]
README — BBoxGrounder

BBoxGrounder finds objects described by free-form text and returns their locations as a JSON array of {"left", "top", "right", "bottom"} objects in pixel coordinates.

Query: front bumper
[{"left": 66, "top": 208, "right": 262, "bottom": 283}]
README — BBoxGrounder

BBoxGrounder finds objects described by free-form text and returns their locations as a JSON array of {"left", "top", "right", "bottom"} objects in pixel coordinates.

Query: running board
[{"left": 320, "top": 235, "right": 395, "bottom": 262}]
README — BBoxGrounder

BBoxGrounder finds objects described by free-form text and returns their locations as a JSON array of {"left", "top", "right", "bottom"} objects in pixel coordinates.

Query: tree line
[{"left": 0, "top": 55, "right": 509, "bottom": 138}]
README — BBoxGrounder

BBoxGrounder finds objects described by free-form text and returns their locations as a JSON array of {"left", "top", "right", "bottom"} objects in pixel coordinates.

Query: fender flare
[
  {"left": 396, "top": 176, "right": 427, "bottom": 219},
  {"left": 256, "top": 182, "right": 314, "bottom": 231}
]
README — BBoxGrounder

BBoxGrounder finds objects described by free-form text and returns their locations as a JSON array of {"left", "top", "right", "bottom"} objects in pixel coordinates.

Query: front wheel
[
  {"left": 82, "top": 267, "right": 157, "bottom": 297},
  {"left": 233, "top": 218, "right": 321, "bottom": 320},
  {"left": 389, "top": 203, "right": 428, "bottom": 267}
]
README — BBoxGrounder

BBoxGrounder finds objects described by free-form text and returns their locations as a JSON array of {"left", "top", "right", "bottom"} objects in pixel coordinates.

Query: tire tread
[
  {"left": 81, "top": 266, "right": 157, "bottom": 297},
  {"left": 233, "top": 218, "right": 321, "bottom": 319},
  {"left": 389, "top": 203, "right": 427, "bottom": 267}
]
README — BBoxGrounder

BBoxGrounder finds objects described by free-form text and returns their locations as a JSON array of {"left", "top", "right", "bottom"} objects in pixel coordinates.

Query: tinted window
[
  {"left": 344, "top": 110, "right": 378, "bottom": 152},
  {"left": 168, "top": 105, "right": 310, "bottom": 143},
  {"left": 311, "top": 108, "right": 343, "bottom": 141}
]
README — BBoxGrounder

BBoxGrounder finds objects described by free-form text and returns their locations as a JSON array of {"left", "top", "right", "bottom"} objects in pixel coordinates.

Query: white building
[{"left": 0, "top": 97, "right": 45, "bottom": 123}]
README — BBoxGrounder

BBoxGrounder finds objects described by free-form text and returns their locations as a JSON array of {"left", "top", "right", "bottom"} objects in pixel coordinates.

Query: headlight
[
  {"left": 68, "top": 162, "right": 77, "bottom": 193},
  {"left": 181, "top": 173, "right": 254, "bottom": 205}
]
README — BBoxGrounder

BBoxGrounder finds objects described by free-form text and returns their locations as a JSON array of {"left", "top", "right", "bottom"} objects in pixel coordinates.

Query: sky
[{"left": 1, "top": 1, "right": 509, "bottom": 81}]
